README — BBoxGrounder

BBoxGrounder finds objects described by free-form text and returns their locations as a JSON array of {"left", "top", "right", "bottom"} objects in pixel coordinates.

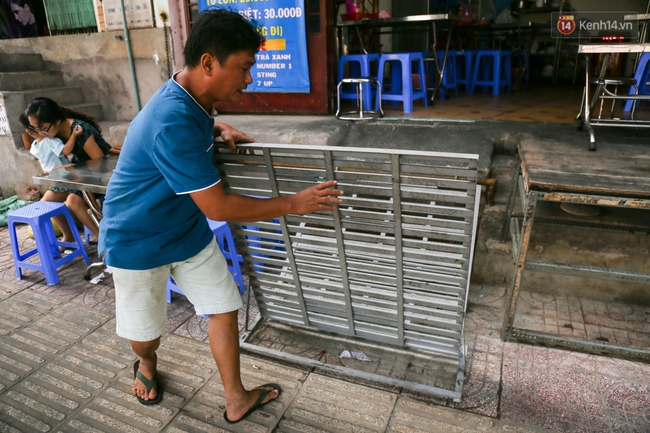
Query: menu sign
[
  {"left": 103, "top": 0, "right": 154, "bottom": 30},
  {"left": 0, "top": 95, "right": 9, "bottom": 136},
  {"left": 198, "top": 0, "right": 311, "bottom": 93}
]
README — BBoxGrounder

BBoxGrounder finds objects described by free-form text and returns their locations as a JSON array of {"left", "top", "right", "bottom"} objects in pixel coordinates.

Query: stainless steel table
[
  {"left": 577, "top": 43, "right": 650, "bottom": 151},
  {"left": 335, "top": 14, "right": 468, "bottom": 102},
  {"left": 33, "top": 155, "right": 117, "bottom": 279},
  {"left": 501, "top": 138, "right": 650, "bottom": 361}
]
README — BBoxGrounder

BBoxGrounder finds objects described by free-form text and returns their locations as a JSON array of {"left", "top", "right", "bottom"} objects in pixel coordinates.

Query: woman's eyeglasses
[{"left": 27, "top": 123, "right": 52, "bottom": 134}]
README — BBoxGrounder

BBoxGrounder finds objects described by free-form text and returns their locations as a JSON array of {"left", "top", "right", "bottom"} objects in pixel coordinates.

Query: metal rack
[{"left": 216, "top": 143, "right": 481, "bottom": 400}]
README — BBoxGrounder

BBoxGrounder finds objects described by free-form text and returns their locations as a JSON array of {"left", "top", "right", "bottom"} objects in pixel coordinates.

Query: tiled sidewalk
[{"left": 0, "top": 224, "right": 649, "bottom": 432}]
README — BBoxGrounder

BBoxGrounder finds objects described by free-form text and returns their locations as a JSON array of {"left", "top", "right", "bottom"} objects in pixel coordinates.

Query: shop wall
[{"left": 0, "top": 27, "right": 170, "bottom": 120}]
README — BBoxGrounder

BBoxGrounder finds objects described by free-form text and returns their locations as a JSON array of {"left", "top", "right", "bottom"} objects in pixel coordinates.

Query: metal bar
[
  {"left": 262, "top": 149, "right": 310, "bottom": 327},
  {"left": 501, "top": 153, "right": 520, "bottom": 242},
  {"left": 463, "top": 185, "right": 481, "bottom": 315},
  {"left": 534, "top": 219, "right": 650, "bottom": 235},
  {"left": 325, "top": 150, "right": 356, "bottom": 336},
  {"left": 588, "top": 119, "right": 650, "bottom": 127},
  {"left": 538, "top": 192, "right": 650, "bottom": 210},
  {"left": 501, "top": 187, "right": 538, "bottom": 342},
  {"left": 517, "top": 174, "right": 529, "bottom": 212},
  {"left": 525, "top": 260, "right": 650, "bottom": 285},
  {"left": 510, "top": 217, "right": 520, "bottom": 260},
  {"left": 391, "top": 154, "right": 405, "bottom": 345},
  {"left": 238, "top": 341, "right": 460, "bottom": 400},
  {"left": 219, "top": 142, "right": 480, "bottom": 161},
  {"left": 453, "top": 346, "right": 466, "bottom": 403},
  {"left": 509, "top": 328, "right": 650, "bottom": 361}
]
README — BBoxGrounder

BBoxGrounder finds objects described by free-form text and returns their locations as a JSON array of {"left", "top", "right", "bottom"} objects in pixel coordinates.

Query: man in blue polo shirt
[{"left": 99, "top": 9, "right": 342, "bottom": 422}]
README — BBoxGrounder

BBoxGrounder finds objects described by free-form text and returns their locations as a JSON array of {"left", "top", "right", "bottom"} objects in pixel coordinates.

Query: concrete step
[
  {"left": 5, "top": 86, "right": 86, "bottom": 107},
  {"left": 489, "top": 153, "right": 517, "bottom": 178},
  {"left": 71, "top": 103, "right": 105, "bottom": 123},
  {"left": 0, "top": 53, "right": 45, "bottom": 72},
  {"left": 0, "top": 70, "right": 65, "bottom": 91},
  {"left": 99, "top": 121, "right": 130, "bottom": 147}
]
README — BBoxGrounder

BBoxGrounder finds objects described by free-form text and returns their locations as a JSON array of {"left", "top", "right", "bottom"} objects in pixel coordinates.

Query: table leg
[
  {"left": 513, "top": 27, "right": 537, "bottom": 90},
  {"left": 501, "top": 153, "right": 520, "bottom": 243},
  {"left": 80, "top": 190, "right": 106, "bottom": 279},
  {"left": 501, "top": 179, "right": 537, "bottom": 342},
  {"left": 430, "top": 22, "right": 452, "bottom": 103},
  {"left": 337, "top": 26, "right": 343, "bottom": 57},
  {"left": 354, "top": 27, "right": 368, "bottom": 54},
  {"left": 583, "top": 53, "right": 610, "bottom": 151}
]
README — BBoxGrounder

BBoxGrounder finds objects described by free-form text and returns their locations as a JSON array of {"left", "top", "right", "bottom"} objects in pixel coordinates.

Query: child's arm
[{"left": 62, "top": 124, "right": 83, "bottom": 156}]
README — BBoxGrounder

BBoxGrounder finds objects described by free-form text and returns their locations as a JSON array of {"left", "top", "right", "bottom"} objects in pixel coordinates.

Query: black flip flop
[
  {"left": 223, "top": 383, "right": 282, "bottom": 424},
  {"left": 133, "top": 360, "right": 163, "bottom": 405}
]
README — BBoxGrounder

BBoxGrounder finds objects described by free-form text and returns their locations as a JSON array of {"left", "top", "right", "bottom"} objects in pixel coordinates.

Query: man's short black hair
[{"left": 184, "top": 9, "right": 263, "bottom": 68}]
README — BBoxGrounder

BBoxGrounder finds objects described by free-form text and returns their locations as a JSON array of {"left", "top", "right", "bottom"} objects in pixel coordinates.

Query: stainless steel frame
[
  {"left": 577, "top": 43, "right": 650, "bottom": 151},
  {"left": 335, "top": 77, "right": 385, "bottom": 120},
  {"left": 216, "top": 143, "right": 481, "bottom": 400},
  {"left": 501, "top": 165, "right": 650, "bottom": 361}
]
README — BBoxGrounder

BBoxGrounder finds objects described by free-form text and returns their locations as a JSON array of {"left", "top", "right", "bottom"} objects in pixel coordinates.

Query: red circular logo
[{"left": 557, "top": 15, "right": 576, "bottom": 35}]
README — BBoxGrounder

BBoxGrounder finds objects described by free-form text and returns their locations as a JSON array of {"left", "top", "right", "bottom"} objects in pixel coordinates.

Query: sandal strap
[
  {"left": 135, "top": 371, "right": 157, "bottom": 393},
  {"left": 251, "top": 388, "right": 270, "bottom": 407}
]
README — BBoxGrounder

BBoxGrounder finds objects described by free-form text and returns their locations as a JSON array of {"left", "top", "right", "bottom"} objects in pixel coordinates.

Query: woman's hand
[{"left": 72, "top": 124, "right": 83, "bottom": 137}]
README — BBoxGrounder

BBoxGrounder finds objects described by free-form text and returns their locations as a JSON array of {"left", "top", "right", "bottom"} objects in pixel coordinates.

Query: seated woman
[{"left": 24, "top": 97, "right": 113, "bottom": 247}]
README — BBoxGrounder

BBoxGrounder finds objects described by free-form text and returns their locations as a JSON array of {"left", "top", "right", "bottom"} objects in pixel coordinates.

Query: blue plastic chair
[
  {"left": 623, "top": 52, "right": 650, "bottom": 113},
  {"left": 8, "top": 201, "right": 90, "bottom": 285},
  {"left": 338, "top": 54, "right": 380, "bottom": 112},
  {"left": 377, "top": 52, "right": 429, "bottom": 114},
  {"left": 470, "top": 50, "right": 511, "bottom": 95}
]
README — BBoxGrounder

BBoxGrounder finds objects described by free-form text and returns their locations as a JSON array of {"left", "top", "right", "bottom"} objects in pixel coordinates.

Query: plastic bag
[{"left": 0, "top": 196, "right": 35, "bottom": 227}]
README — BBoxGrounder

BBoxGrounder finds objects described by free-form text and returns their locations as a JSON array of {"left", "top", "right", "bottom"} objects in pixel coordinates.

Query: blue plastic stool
[
  {"left": 165, "top": 277, "right": 209, "bottom": 318},
  {"left": 377, "top": 52, "right": 429, "bottom": 114},
  {"left": 84, "top": 225, "right": 93, "bottom": 245},
  {"left": 470, "top": 50, "right": 511, "bottom": 95},
  {"left": 165, "top": 218, "right": 246, "bottom": 309},
  {"left": 8, "top": 201, "right": 90, "bottom": 285},
  {"left": 455, "top": 50, "right": 474, "bottom": 92},
  {"left": 624, "top": 52, "right": 650, "bottom": 113},
  {"left": 242, "top": 222, "right": 285, "bottom": 273},
  {"left": 206, "top": 219, "right": 246, "bottom": 294},
  {"left": 338, "top": 54, "right": 380, "bottom": 112}
]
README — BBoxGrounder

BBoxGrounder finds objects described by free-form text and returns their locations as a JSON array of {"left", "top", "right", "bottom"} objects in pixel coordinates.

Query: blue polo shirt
[{"left": 98, "top": 76, "right": 220, "bottom": 270}]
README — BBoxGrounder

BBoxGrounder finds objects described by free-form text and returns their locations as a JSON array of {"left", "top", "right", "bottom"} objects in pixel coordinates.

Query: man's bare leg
[
  {"left": 209, "top": 311, "right": 279, "bottom": 422},
  {"left": 131, "top": 338, "right": 160, "bottom": 401}
]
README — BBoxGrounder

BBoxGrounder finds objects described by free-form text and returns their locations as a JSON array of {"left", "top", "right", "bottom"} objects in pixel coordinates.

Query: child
[
  {"left": 19, "top": 113, "right": 70, "bottom": 173},
  {"left": 18, "top": 113, "right": 100, "bottom": 247}
]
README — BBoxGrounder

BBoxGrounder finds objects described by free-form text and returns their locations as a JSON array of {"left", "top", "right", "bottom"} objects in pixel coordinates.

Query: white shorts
[{"left": 111, "top": 238, "right": 243, "bottom": 341}]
